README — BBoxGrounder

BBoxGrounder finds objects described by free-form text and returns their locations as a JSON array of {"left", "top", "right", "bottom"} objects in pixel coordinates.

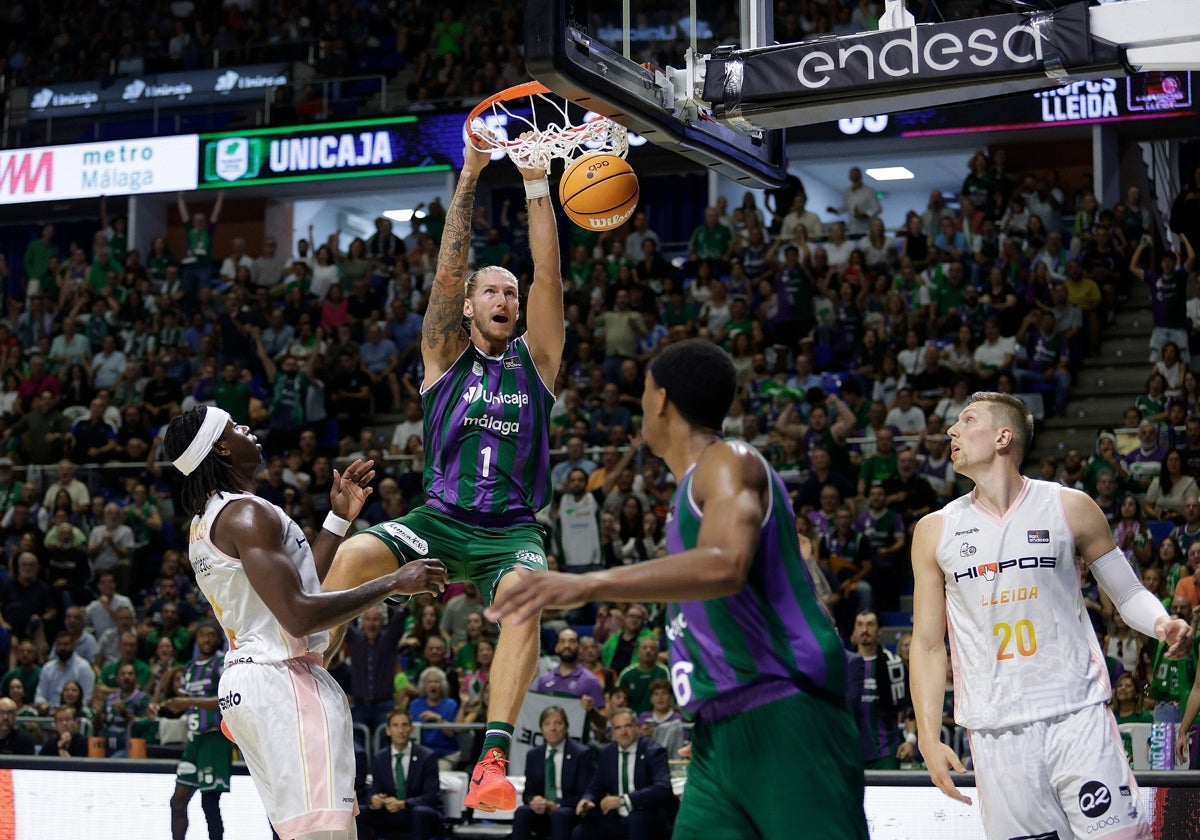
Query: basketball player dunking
[
  {"left": 323, "top": 145, "right": 565, "bottom": 812},
  {"left": 910, "top": 392, "right": 1193, "bottom": 839},
  {"left": 165, "top": 406, "right": 447, "bottom": 840}
]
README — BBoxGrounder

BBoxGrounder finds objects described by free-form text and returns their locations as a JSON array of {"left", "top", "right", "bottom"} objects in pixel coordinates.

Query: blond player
[
  {"left": 910, "top": 392, "right": 1192, "bottom": 839},
  {"left": 164, "top": 406, "right": 446, "bottom": 839}
]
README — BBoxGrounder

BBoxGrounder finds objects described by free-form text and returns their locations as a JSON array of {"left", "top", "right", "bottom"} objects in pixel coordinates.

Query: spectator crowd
[{"left": 1, "top": 95, "right": 1200, "bottom": 829}]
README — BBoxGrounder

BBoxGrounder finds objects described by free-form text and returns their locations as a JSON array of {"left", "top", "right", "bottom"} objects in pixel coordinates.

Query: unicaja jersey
[
  {"left": 936, "top": 479, "right": 1109, "bottom": 730},
  {"left": 188, "top": 491, "right": 329, "bottom": 664},
  {"left": 181, "top": 657, "right": 223, "bottom": 735},
  {"left": 665, "top": 448, "right": 846, "bottom": 718},
  {"left": 422, "top": 336, "right": 553, "bottom": 516}
]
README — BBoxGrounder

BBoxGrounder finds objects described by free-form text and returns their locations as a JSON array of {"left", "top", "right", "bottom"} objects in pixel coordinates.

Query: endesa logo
[
  {"left": 953, "top": 555, "right": 1055, "bottom": 582},
  {"left": 794, "top": 21, "right": 1044, "bottom": 90},
  {"left": 218, "top": 690, "right": 242, "bottom": 711}
]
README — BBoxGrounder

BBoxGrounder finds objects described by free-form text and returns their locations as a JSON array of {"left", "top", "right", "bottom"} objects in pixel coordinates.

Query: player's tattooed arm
[{"left": 423, "top": 171, "right": 477, "bottom": 351}]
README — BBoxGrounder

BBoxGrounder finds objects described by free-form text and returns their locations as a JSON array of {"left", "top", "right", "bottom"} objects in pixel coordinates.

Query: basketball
[{"left": 558, "top": 152, "right": 640, "bottom": 231}]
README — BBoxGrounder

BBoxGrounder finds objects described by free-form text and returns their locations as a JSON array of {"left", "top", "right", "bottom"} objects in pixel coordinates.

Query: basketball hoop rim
[
  {"left": 465, "top": 81, "right": 553, "bottom": 146},
  {"left": 464, "top": 81, "right": 627, "bottom": 165}
]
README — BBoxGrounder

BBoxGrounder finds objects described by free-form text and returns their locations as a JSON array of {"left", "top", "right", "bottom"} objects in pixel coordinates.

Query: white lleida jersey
[
  {"left": 188, "top": 491, "right": 329, "bottom": 665},
  {"left": 935, "top": 479, "right": 1109, "bottom": 730}
]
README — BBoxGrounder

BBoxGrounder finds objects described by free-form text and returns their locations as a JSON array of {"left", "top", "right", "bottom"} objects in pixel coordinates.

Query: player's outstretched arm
[
  {"left": 421, "top": 146, "right": 491, "bottom": 387},
  {"left": 224, "top": 497, "right": 447, "bottom": 637},
  {"left": 519, "top": 162, "right": 565, "bottom": 387},
  {"left": 1066, "top": 488, "right": 1193, "bottom": 656},
  {"left": 486, "top": 442, "right": 768, "bottom": 626},
  {"left": 908, "top": 513, "right": 972, "bottom": 806}
]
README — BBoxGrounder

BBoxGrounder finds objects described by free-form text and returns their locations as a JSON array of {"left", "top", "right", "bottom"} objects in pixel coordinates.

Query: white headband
[{"left": 173, "top": 408, "right": 231, "bottom": 476}]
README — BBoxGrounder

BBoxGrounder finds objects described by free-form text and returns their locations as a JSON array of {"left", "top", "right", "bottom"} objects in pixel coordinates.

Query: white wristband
[
  {"left": 323, "top": 512, "right": 351, "bottom": 537},
  {"left": 904, "top": 732, "right": 918, "bottom": 746},
  {"left": 524, "top": 178, "right": 550, "bottom": 199}
]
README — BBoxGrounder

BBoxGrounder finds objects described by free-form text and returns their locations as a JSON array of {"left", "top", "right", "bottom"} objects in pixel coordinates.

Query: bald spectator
[
  {"left": 1128, "top": 421, "right": 1169, "bottom": 491},
  {"left": 219, "top": 236, "right": 253, "bottom": 286},
  {"left": 0, "top": 698, "right": 35, "bottom": 755},
  {"left": 616, "top": 635, "right": 669, "bottom": 715},
  {"left": 43, "top": 460, "right": 90, "bottom": 511},
  {"left": 2, "top": 554, "right": 56, "bottom": 650},
  {"left": 882, "top": 450, "right": 938, "bottom": 530}
]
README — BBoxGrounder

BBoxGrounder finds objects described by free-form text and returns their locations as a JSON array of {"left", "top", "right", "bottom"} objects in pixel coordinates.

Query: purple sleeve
[
  {"left": 892, "top": 515, "right": 905, "bottom": 537},
  {"left": 587, "top": 673, "right": 606, "bottom": 708}
]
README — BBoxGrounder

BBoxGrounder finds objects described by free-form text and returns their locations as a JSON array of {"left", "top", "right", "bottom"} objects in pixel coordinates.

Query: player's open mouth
[{"left": 492, "top": 315, "right": 510, "bottom": 324}]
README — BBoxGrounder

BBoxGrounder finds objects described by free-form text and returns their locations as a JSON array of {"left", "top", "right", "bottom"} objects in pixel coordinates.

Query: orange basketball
[{"left": 558, "top": 152, "right": 639, "bottom": 231}]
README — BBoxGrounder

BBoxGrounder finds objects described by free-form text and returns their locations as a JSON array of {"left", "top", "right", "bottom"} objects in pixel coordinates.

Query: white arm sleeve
[{"left": 1090, "top": 547, "right": 1167, "bottom": 639}]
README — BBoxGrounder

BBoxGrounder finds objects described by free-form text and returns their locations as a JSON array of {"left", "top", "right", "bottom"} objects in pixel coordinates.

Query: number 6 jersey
[
  {"left": 935, "top": 479, "right": 1109, "bottom": 730},
  {"left": 664, "top": 447, "right": 847, "bottom": 718}
]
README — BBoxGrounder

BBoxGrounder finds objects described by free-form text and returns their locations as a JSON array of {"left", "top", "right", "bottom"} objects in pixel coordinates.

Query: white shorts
[
  {"left": 219, "top": 654, "right": 358, "bottom": 838},
  {"left": 970, "top": 702, "right": 1149, "bottom": 840}
]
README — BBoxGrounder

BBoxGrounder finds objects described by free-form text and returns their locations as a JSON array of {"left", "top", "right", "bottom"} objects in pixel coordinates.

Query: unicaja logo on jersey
[{"left": 462, "top": 385, "right": 529, "bottom": 406}]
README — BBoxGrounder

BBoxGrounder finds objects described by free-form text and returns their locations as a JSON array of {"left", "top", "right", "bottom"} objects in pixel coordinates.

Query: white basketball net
[{"left": 468, "top": 89, "right": 629, "bottom": 173}]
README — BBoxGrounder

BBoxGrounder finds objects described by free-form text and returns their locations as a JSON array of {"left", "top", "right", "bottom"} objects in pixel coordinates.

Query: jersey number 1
[
  {"left": 480, "top": 446, "right": 492, "bottom": 478},
  {"left": 994, "top": 620, "right": 1037, "bottom": 660}
]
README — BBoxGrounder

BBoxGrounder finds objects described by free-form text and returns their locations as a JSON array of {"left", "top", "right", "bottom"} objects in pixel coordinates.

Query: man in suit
[
  {"left": 573, "top": 708, "right": 677, "bottom": 840},
  {"left": 368, "top": 708, "right": 444, "bottom": 840},
  {"left": 513, "top": 705, "right": 596, "bottom": 840}
]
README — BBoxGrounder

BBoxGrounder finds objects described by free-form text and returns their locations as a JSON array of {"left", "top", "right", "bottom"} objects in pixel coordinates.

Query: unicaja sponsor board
[
  {"left": 0, "top": 135, "right": 198, "bottom": 204},
  {"left": 25, "top": 64, "right": 289, "bottom": 117},
  {"left": 198, "top": 117, "right": 461, "bottom": 187}
]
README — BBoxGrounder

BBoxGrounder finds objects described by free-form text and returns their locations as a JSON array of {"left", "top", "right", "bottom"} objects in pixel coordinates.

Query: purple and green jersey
[
  {"left": 422, "top": 335, "right": 554, "bottom": 519},
  {"left": 183, "top": 656, "right": 223, "bottom": 736},
  {"left": 665, "top": 450, "right": 847, "bottom": 719}
]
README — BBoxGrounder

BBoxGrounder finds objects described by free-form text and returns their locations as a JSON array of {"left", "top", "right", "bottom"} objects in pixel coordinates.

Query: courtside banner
[
  {"left": 705, "top": 3, "right": 1094, "bottom": 107},
  {"left": 0, "top": 135, "right": 198, "bottom": 205}
]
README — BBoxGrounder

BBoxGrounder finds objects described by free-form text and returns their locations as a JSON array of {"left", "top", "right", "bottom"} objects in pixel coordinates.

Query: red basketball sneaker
[{"left": 463, "top": 749, "right": 516, "bottom": 812}]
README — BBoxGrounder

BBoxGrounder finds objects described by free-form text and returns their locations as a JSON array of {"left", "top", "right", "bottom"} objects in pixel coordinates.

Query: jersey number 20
[{"left": 994, "top": 620, "right": 1037, "bottom": 660}]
